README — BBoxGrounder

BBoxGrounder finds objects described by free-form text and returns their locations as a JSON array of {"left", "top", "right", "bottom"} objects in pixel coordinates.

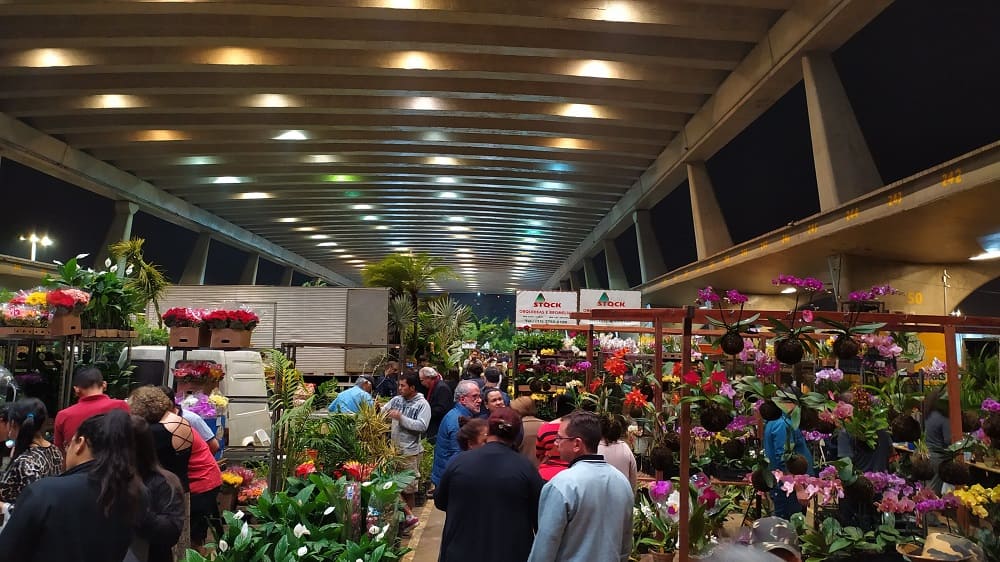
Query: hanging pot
[
  {"left": 759, "top": 400, "right": 782, "bottom": 422},
  {"left": 890, "top": 415, "right": 921, "bottom": 442},
  {"left": 699, "top": 403, "right": 734, "bottom": 433},
  {"left": 832, "top": 333, "right": 860, "bottom": 359},
  {"left": 719, "top": 329, "right": 745, "bottom": 355},
  {"left": 649, "top": 446, "right": 674, "bottom": 471},
  {"left": 983, "top": 413, "right": 1000, "bottom": 444},
  {"left": 775, "top": 338, "right": 805, "bottom": 365},
  {"left": 722, "top": 439, "right": 745, "bottom": 460},
  {"left": 909, "top": 453, "right": 936, "bottom": 481}
]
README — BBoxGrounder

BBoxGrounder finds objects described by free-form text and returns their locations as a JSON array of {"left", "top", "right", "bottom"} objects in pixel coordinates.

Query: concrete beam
[
  {"left": 687, "top": 162, "right": 734, "bottom": 259},
  {"left": 569, "top": 270, "right": 583, "bottom": 291},
  {"left": 582, "top": 259, "right": 600, "bottom": 290},
  {"left": 279, "top": 267, "right": 294, "bottom": 287},
  {"left": 803, "top": 52, "right": 883, "bottom": 210},
  {"left": 94, "top": 200, "right": 139, "bottom": 270},
  {"left": 0, "top": 112, "right": 355, "bottom": 286},
  {"left": 240, "top": 254, "right": 260, "bottom": 285},
  {"left": 633, "top": 210, "right": 668, "bottom": 282},
  {"left": 179, "top": 233, "right": 211, "bottom": 286},
  {"left": 545, "top": 0, "right": 892, "bottom": 288},
  {"left": 603, "top": 240, "right": 629, "bottom": 290}
]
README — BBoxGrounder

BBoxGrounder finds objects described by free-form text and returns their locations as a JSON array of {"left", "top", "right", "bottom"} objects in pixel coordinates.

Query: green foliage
[
  {"left": 361, "top": 252, "right": 457, "bottom": 304},
  {"left": 418, "top": 440, "right": 434, "bottom": 484},
  {"left": 512, "top": 330, "right": 565, "bottom": 351},
  {"left": 461, "top": 315, "right": 516, "bottom": 351},
  {"left": 109, "top": 238, "right": 170, "bottom": 327},
  {"left": 135, "top": 321, "right": 169, "bottom": 346},
  {"left": 792, "top": 512, "right": 911, "bottom": 562},
  {"left": 0, "top": 287, "right": 14, "bottom": 303},
  {"left": 79, "top": 360, "right": 136, "bottom": 400},
  {"left": 43, "top": 255, "right": 142, "bottom": 329},
  {"left": 316, "top": 379, "right": 340, "bottom": 405}
]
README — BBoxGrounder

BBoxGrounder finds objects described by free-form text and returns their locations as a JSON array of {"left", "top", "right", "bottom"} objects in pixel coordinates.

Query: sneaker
[{"left": 402, "top": 516, "right": 419, "bottom": 532}]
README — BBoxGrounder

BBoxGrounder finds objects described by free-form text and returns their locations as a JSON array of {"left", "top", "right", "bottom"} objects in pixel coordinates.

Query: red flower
[
  {"left": 698, "top": 487, "right": 721, "bottom": 509},
  {"left": 589, "top": 377, "right": 604, "bottom": 393},
  {"left": 701, "top": 381, "right": 717, "bottom": 395},
  {"left": 710, "top": 370, "right": 727, "bottom": 385},
  {"left": 295, "top": 461, "right": 317, "bottom": 478},
  {"left": 683, "top": 371, "right": 701, "bottom": 386},
  {"left": 604, "top": 356, "right": 627, "bottom": 377},
  {"left": 624, "top": 388, "right": 648, "bottom": 409},
  {"left": 672, "top": 362, "right": 683, "bottom": 376}
]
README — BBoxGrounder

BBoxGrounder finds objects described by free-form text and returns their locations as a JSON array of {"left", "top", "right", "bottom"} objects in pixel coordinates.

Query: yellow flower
[
  {"left": 540, "top": 348, "right": 555, "bottom": 356},
  {"left": 713, "top": 433, "right": 730, "bottom": 444},
  {"left": 26, "top": 292, "right": 48, "bottom": 306},
  {"left": 221, "top": 472, "right": 244, "bottom": 487},
  {"left": 662, "top": 375, "right": 680, "bottom": 384},
  {"left": 208, "top": 392, "right": 229, "bottom": 409}
]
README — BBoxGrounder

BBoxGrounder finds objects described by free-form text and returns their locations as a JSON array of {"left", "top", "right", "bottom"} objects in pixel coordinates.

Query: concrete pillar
[
  {"left": 603, "top": 240, "right": 629, "bottom": 290},
  {"left": 179, "top": 233, "right": 211, "bottom": 285},
  {"left": 240, "top": 254, "right": 260, "bottom": 285},
  {"left": 569, "top": 270, "right": 583, "bottom": 291},
  {"left": 279, "top": 267, "right": 294, "bottom": 286},
  {"left": 633, "top": 210, "right": 668, "bottom": 282},
  {"left": 802, "top": 52, "right": 883, "bottom": 210},
  {"left": 94, "top": 201, "right": 139, "bottom": 269},
  {"left": 687, "top": 162, "right": 733, "bottom": 260},
  {"left": 582, "top": 259, "right": 600, "bottom": 289},
  {"left": 827, "top": 254, "right": 853, "bottom": 305}
]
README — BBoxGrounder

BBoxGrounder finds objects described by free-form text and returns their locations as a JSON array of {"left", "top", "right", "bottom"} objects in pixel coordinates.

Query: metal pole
[
  {"left": 943, "top": 324, "right": 968, "bottom": 531},
  {"left": 653, "top": 318, "right": 663, "bottom": 410},
  {"left": 678, "top": 305, "right": 694, "bottom": 562}
]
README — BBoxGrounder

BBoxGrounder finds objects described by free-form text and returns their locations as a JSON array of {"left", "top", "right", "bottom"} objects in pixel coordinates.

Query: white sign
[
  {"left": 515, "top": 291, "right": 578, "bottom": 326},
  {"left": 578, "top": 289, "right": 642, "bottom": 325}
]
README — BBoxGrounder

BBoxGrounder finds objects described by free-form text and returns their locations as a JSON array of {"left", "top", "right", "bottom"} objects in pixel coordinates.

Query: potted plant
[
  {"left": 162, "top": 307, "right": 210, "bottom": 348},
  {"left": 204, "top": 308, "right": 259, "bottom": 349},
  {"left": 45, "top": 287, "right": 89, "bottom": 335},
  {"left": 679, "top": 362, "right": 735, "bottom": 433},
  {"left": 769, "top": 274, "right": 825, "bottom": 365},
  {"left": 695, "top": 287, "right": 759, "bottom": 355},
  {"left": 637, "top": 481, "right": 678, "bottom": 562},
  {"left": 820, "top": 284, "right": 900, "bottom": 359}
]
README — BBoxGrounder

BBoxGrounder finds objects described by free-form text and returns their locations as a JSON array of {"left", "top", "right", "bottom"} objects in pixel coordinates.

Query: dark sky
[{"left": 0, "top": 0, "right": 997, "bottom": 319}]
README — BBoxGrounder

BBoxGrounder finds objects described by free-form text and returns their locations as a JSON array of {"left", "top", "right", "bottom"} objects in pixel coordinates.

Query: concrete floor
[{"left": 401, "top": 500, "right": 445, "bottom": 562}]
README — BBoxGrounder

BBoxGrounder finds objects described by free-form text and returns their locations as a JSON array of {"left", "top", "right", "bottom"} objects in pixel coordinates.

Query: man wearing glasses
[{"left": 527, "top": 411, "right": 633, "bottom": 562}]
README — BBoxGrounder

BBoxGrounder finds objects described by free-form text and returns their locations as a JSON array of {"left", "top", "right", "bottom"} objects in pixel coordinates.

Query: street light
[{"left": 19, "top": 233, "right": 53, "bottom": 261}]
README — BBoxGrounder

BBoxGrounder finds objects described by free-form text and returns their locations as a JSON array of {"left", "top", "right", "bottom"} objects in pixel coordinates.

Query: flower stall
[{"left": 577, "top": 301, "right": 1000, "bottom": 562}]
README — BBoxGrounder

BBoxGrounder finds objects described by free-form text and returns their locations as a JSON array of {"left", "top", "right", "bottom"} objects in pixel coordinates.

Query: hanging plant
[
  {"left": 769, "top": 274, "right": 827, "bottom": 365},
  {"left": 695, "top": 286, "right": 759, "bottom": 355}
]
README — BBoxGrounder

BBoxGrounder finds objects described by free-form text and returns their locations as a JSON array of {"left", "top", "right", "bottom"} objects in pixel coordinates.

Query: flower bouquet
[
  {"left": 45, "top": 287, "right": 89, "bottom": 335},
  {"left": 695, "top": 286, "right": 759, "bottom": 355},
  {"left": 162, "top": 307, "right": 209, "bottom": 347},
  {"left": 173, "top": 360, "right": 225, "bottom": 394},
  {"left": 204, "top": 308, "right": 259, "bottom": 349}
]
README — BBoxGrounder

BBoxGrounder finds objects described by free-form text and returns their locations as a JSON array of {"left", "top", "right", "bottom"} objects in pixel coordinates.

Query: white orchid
[
  {"left": 125, "top": 264, "right": 134, "bottom": 276},
  {"left": 368, "top": 525, "right": 380, "bottom": 535},
  {"left": 292, "top": 523, "right": 310, "bottom": 538}
]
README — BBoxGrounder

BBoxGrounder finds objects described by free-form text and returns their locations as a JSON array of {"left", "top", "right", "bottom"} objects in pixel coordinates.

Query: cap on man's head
[
  {"left": 749, "top": 517, "right": 800, "bottom": 560},
  {"left": 357, "top": 375, "right": 375, "bottom": 387}
]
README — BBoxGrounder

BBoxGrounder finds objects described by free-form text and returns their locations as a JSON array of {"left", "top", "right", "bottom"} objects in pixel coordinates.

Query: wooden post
[
  {"left": 585, "top": 324, "right": 594, "bottom": 389},
  {"left": 943, "top": 324, "right": 969, "bottom": 531},
  {"left": 654, "top": 318, "right": 664, "bottom": 410},
  {"left": 678, "top": 306, "right": 695, "bottom": 562}
]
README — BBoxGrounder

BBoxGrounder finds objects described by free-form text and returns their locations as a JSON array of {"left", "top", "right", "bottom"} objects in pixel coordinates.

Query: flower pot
[
  {"left": 719, "top": 329, "right": 745, "bottom": 355},
  {"left": 169, "top": 326, "right": 210, "bottom": 348},
  {"left": 49, "top": 312, "right": 82, "bottom": 336},
  {"left": 210, "top": 328, "right": 252, "bottom": 349},
  {"left": 699, "top": 403, "right": 733, "bottom": 433},
  {"left": 832, "top": 334, "right": 860, "bottom": 359},
  {"left": 775, "top": 338, "right": 805, "bottom": 365},
  {"left": 890, "top": 415, "right": 921, "bottom": 442}
]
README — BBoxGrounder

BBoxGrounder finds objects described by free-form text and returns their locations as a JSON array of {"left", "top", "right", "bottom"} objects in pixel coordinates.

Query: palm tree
[
  {"left": 361, "top": 252, "right": 457, "bottom": 312},
  {"left": 109, "top": 238, "right": 171, "bottom": 327}
]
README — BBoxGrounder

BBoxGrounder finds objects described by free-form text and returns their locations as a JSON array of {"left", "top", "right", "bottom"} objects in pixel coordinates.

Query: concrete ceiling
[{"left": 0, "top": 0, "right": 883, "bottom": 292}]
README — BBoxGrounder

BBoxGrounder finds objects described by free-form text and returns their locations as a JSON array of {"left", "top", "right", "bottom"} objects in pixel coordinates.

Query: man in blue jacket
[
  {"left": 431, "top": 380, "right": 482, "bottom": 487},
  {"left": 763, "top": 398, "right": 814, "bottom": 518},
  {"left": 328, "top": 376, "right": 374, "bottom": 413}
]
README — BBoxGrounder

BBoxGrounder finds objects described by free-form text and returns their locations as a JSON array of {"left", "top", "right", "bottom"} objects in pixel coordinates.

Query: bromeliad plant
[
  {"left": 769, "top": 274, "right": 825, "bottom": 365},
  {"left": 695, "top": 286, "right": 759, "bottom": 355}
]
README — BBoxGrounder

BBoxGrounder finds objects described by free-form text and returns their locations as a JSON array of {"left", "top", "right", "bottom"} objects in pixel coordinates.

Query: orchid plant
[
  {"left": 819, "top": 283, "right": 899, "bottom": 359},
  {"left": 696, "top": 286, "right": 760, "bottom": 355},
  {"left": 769, "top": 274, "right": 825, "bottom": 365}
]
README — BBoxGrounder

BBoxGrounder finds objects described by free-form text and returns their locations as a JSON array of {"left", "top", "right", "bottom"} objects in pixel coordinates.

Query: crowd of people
[{"left": 0, "top": 367, "right": 221, "bottom": 562}]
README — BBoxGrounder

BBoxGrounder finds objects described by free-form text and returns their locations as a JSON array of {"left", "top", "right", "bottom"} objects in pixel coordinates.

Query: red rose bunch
[
  {"left": 202, "top": 309, "right": 260, "bottom": 330},
  {"left": 161, "top": 307, "right": 205, "bottom": 328},
  {"left": 46, "top": 288, "right": 90, "bottom": 313}
]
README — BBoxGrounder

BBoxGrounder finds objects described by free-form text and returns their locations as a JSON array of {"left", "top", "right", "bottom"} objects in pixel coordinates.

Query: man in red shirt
[{"left": 53, "top": 367, "right": 129, "bottom": 449}]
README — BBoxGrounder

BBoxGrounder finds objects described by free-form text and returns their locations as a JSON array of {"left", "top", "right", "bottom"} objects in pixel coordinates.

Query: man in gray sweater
[
  {"left": 383, "top": 372, "right": 431, "bottom": 530},
  {"left": 527, "top": 411, "right": 633, "bottom": 562}
]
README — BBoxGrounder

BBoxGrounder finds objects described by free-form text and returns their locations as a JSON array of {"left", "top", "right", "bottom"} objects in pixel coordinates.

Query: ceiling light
[
  {"left": 527, "top": 220, "right": 545, "bottom": 227},
  {"left": 547, "top": 137, "right": 595, "bottom": 150},
  {"left": 308, "top": 234, "right": 330, "bottom": 240},
  {"left": 235, "top": 192, "right": 272, "bottom": 200},
  {"left": 570, "top": 59, "right": 625, "bottom": 80},
  {"left": 178, "top": 156, "right": 219, "bottom": 165},
  {"left": 514, "top": 256, "right": 532, "bottom": 262},
  {"left": 212, "top": 176, "right": 247, "bottom": 184},
  {"left": 245, "top": 93, "right": 300, "bottom": 108},
  {"left": 423, "top": 131, "right": 449, "bottom": 142},
  {"left": 448, "top": 226, "right": 470, "bottom": 232},
  {"left": 341, "top": 255, "right": 355, "bottom": 259},
  {"left": 277, "top": 217, "right": 300, "bottom": 223},
  {"left": 333, "top": 248, "right": 347, "bottom": 253},
  {"left": 82, "top": 94, "right": 144, "bottom": 109},
  {"left": 397, "top": 248, "right": 410, "bottom": 253},
  {"left": 970, "top": 250, "right": 1000, "bottom": 261},
  {"left": 389, "top": 241, "right": 405, "bottom": 246},
  {"left": 348, "top": 259, "right": 364, "bottom": 264},
  {"left": 435, "top": 177, "right": 457, "bottom": 184},
  {"left": 303, "top": 154, "right": 338, "bottom": 164},
  {"left": 428, "top": 156, "right": 458, "bottom": 166},
  {"left": 317, "top": 242, "right": 338, "bottom": 247},
  {"left": 780, "top": 287, "right": 797, "bottom": 294},
  {"left": 273, "top": 130, "right": 309, "bottom": 140},
  {"left": 361, "top": 215, "right": 379, "bottom": 221},
  {"left": 453, "top": 234, "right": 469, "bottom": 239},
  {"left": 519, "top": 245, "right": 536, "bottom": 251},
  {"left": 448, "top": 216, "right": 465, "bottom": 222},
  {"left": 13, "top": 48, "right": 90, "bottom": 67},
  {"left": 456, "top": 253, "right": 474, "bottom": 258},
  {"left": 294, "top": 226, "right": 317, "bottom": 232},
  {"left": 375, "top": 225, "right": 389, "bottom": 230},
  {"left": 438, "top": 191, "right": 458, "bottom": 198},
  {"left": 389, "top": 51, "right": 442, "bottom": 70},
  {"left": 556, "top": 104, "right": 605, "bottom": 119},
  {"left": 408, "top": 97, "right": 445, "bottom": 111},
  {"left": 523, "top": 237, "right": 539, "bottom": 243},
  {"left": 548, "top": 162, "right": 573, "bottom": 172},
  {"left": 352, "top": 204, "right": 373, "bottom": 210},
  {"left": 133, "top": 129, "right": 189, "bottom": 142},
  {"left": 201, "top": 47, "right": 272, "bottom": 65},
  {"left": 602, "top": 1, "right": 639, "bottom": 22},
  {"left": 324, "top": 174, "right": 360, "bottom": 182},
  {"left": 540, "top": 181, "right": 567, "bottom": 190},
  {"left": 533, "top": 196, "right": 561, "bottom": 205}
]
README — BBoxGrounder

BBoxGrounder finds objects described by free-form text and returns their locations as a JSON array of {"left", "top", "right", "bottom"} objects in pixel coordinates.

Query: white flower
[
  {"left": 125, "top": 264, "right": 134, "bottom": 276},
  {"left": 369, "top": 525, "right": 380, "bottom": 535},
  {"left": 357, "top": 559, "right": 364, "bottom": 562},
  {"left": 109, "top": 264, "right": 118, "bottom": 273},
  {"left": 104, "top": 258, "right": 112, "bottom": 268},
  {"left": 381, "top": 482, "right": 393, "bottom": 490},
  {"left": 218, "top": 539, "right": 229, "bottom": 552},
  {"left": 381, "top": 524, "right": 389, "bottom": 534},
  {"left": 240, "top": 522, "right": 251, "bottom": 539},
  {"left": 362, "top": 481, "right": 373, "bottom": 487},
  {"left": 297, "top": 546, "right": 308, "bottom": 556},
  {"left": 377, "top": 531, "right": 386, "bottom": 541},
  {"left": 293, "top": 523, "right": 310, "bottom": 538},
  {"left": 234, "top": 510, "right": 245, "bottom": 520},
  {"left": 323, "top": 506, "right": 335, "bottom": 515}
]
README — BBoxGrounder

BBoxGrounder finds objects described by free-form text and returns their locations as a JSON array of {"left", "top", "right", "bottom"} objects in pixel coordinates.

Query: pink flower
[
  {"left": 834, "top": 401, "right": 854, "bottom": 419},
  {"left": 801, "top": 309, "right": 814, "bottom": 323},
  {"left": 719, "top": 383, "right": 736, "bottom": 399}
]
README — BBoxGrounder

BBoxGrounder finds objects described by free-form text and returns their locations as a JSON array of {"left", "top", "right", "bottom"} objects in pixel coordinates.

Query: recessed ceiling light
[
  {"left": 448, "top": 216, "right": 465, "bottom": 222},
  {"left": 14, "top": 48, "right": 90, "bottom": 68},
  {"left": 523, "top": 237, "right": 539, "bottom": 243},
  {"left": 514, "top": 256, "right": 532, "bottom": 262},
  {"left": 352, "top": 204, "right": 373, "bottom": 210},
  {"left": 556, "top": 104, "right": 605, "bottom": 119},
  {"left": 303, "top": 154, "right": 338, "bottom": 164},
  {"left": 540, "top": 181, "right": 567, "bottom": 190},
  {"left": 341, "top": 255, "right": 355, "bottom": 259},
  {"left": 133, "top": 129, "right": 190, "bottom": 142},
  {"left": 456, "top": 253, "right": 474, "bottom": 258},
  {"left": 333, "top": 248, "right": 347, "bottom": 253},
  {"left": 277, "top": 217, "right": 299, "bottom": 223},
  {"left": 408, "top": 97, "right": 445, "bottom": 111},
  {"left": 375, "top": 225, "right": 389, "bottom": 230},
  {"left": 308, "top": 234, "right": 330, "bottom": 240},
  {"left": 453, "top": 234, "right": 469, "bottom": 239},
  {"left": 389, "top": 51, "right": 442, "bottom": 70},
  {"left": 533, "top": 196, "right": 561, "bottom": 205},
  {"left": 427, "top": 156, "right": 458, "bottom": 166},
  {"left": 235, "top": 192, "right": 272, "bottom": 200},
  {"left": 527, "top": 220, "right": 545, "bottom": 227},
  {"left": 362, "top": 215, "right": 379, "bottom": 221},
  {"left": 448, "top": 226, "right": 470, "bottom": 232},
  {"left": 780, "top": 287, "right": 797, "bottom": 294},
  {"left": 212, "top": 176, "right": 246, "bottom": 184},
  {"left": 178, "top": 156, "right": 219, "bottom": 166},
  {"left": 436, "top": 177, "right": 457, "bottom": 184},
  {"left": 547, "top": 137, "right": 595, "bottom": 150},
  {"left": 325, "top": 174, "right": 360, "bottom": 183},
  {"left": 602, "top": 1, "right": 639, "bottom": 22},
  {"left": 202, "top": 47, "right": 272, "bottom": 65},
  {"left": 389, "top": 241, "right": 405, "bottom": 246},
  {"left": 519, "top": 245, "right": 537, "bottom": 251},
  {"left": 83, "top": 94, "right": 145, "bottom": 109},
  {"left": 348, "top": 259, "right": 364, "bottom": 264},
  {"left": 569, "top": 59, "right": 625, "bottom": 80},
  {"left": 438, "top": 191, "right": 458, "bottom": 198},
  {"left": 317, "top": 242, "right": 338, "bottom": 247},
  {"left": 294, "top": 226, "right": 317, "bottom": 232},
  {"left": 245, "top": 93, "right": 300, "bottom": 108},
  {"left": 397, "top": 248, "right": 410, "bottom": 253},
  {"left": 273, "top": 130, "right": 309, "bottom": 141}
]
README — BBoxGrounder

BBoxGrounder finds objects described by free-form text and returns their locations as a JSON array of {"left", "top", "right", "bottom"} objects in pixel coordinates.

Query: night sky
[{"left": 1, "top": 0, "right": 998, "bottom": 320}]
